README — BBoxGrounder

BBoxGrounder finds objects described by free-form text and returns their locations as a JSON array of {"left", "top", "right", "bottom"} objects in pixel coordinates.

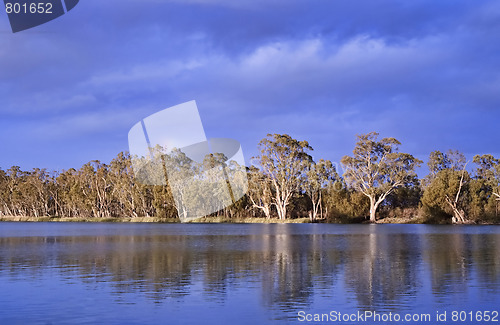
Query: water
[{"left": 0, "top": 223, "right": 499, "bottom": 324}]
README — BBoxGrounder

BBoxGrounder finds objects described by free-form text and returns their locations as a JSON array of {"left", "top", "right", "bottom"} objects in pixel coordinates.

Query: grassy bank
[
  {"left": 187, "top": 216, "right": 312, "bottom": 223},
  {"left": 0, "top": 215, "right": 311, "bottom": 223},
  {"left": 375, "top": 215, "right": 427, "bottom": 224},
  {"left": 1, "top": 215, "right": 497, "bottom": 224},
  {"left": 0, "top": 216, "right": 179, "bottom": 223}
]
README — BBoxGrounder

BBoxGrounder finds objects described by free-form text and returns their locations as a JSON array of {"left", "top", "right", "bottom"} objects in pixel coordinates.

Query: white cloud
[{"left": 87, "top": 60, "right": 204, "bottom": 86}]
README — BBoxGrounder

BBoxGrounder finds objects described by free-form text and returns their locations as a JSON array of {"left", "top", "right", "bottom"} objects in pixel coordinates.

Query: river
[{"left": 0, "top": 223, "right": 499, "bottom": 324}]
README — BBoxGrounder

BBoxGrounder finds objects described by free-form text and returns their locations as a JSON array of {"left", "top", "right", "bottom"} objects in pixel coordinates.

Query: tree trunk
[
  {"left": 447, "top": 162, "right": 469, "bottom": 224},
  {"left": 310, "top": 191, "right": 321, "bottom": 221},
  {"left": 275, "top": 191, "right": 288, "bottom": 220},
  {"left": 369, "top": 196, "right": 381, "bottom": 223},
  {"left": 369, "top": 197, "right": 376, "bottom": 222},
  {"left": 319, "top": 194, "right": 323, "bottom": 219},
  {"left": 277, "top": 204, "right": 286, "bottom": 220},
  {"left": 249, "top": 196, "right": 271, "bottom": 219},
  {"left": 263, "top": 204, "right": 271, "bottom": 219}
]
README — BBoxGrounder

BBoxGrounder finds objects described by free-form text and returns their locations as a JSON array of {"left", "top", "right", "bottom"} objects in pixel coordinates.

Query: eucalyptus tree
[
  {"left": 223, "top": 159, "right": 250, "bottom": 218},
  {"left": 254, "top": 134, "right": 313, "bottom": 220},
  {"left": 5, "top": 166, "right": 26, "bottom": 216},
  {"left": 77, "top": 160, "right": 112, "bottom": 218},
  {"left": 0, "top": 168, "right": 8, "bottom": 215},
  {"left": 427, "top": 151, "right": 451, "bottom": 180},
  {"left": 73, "top": 164, "right": 96, "bottom": 218},
  {"left": 109, "top": 151, "right": 146, "bottom": 218},
  {"left": 247, "top": 166, "right": 273, "bottom": 218},
  {"left": 304, "top": 159, "right": 337, "bottom": 221},
  {"left": 324, "top": 182, "right": 370, "bottom": 221},
  {"left": 472, "top": 154, "right": 500, "bottom": 218},
  {"left": 421, "top": 150, "right": 471, "bottom": 223},
  {"left": 200, "top": 152, "right": 230, "bottom": 216},
  {"left": 425, "top": 150, "right": 466, "bottom": 184},
  {"left": 26, "top": 168, "right": 53, "bottom": 217},
  {"left": 163, "top": 148, "right": 199, "bottom": 220},
  {"left": 428, "top": 150, "right": 466, "bottom": 174},
  {"left": 55, "top": 168, "right": 77, "bottom": 217},
  {"left": 341, "top": 132, "right": 422, "bottom": 222},
  {"left": 473, "top": 154, "right": 500, "bottom": 199}
]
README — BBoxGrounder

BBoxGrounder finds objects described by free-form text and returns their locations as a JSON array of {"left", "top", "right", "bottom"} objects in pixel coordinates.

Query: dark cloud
[{"left": 1, "top": 0, "right": 499, "bottom": 174}]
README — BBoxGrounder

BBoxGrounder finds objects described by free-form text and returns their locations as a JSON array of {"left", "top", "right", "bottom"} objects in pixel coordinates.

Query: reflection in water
[
  {"left": 423, "top": 232, "right": 500, "bottom": 301},
  {"left": 0, "top": 224, "right": 499, "bottom": 324},
  {"left": 343, "top": 232, "right": 423, "bottom": 309}
]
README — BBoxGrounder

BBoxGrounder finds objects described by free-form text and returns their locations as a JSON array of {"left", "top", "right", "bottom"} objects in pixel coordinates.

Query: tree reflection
[
  {"left": 423, "top": 230, "right": 500, "bottom": 299},
  {"left": 0, "top": 226, "right": 499, "bottom": 310},
  {"left": 342, "top": 232, "right": 422, "bottom": 309}
]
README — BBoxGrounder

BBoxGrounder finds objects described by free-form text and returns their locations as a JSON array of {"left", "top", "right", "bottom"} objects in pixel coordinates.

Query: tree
[
  {"left": 341, "top": 132, "right": 422, "bottom": 222},
  {"left": 0, "top": 168, "right": 9, "bottom": 215},
  {"left": 383, "top": 177, "right": 421, "bottom": 217},
  {"left": 162, "top": 148, "right": 198, "bottom": 220},
  {"left": 421, "top": 150, "right": 472, "bottom": 223},
  {"left": 473, "top": 154, "right": 500, "bottom": 218},
  {"left": 421, "top": 168, "right": 471, "bottom": 223},
  {"left": 324, "top": 183, "right": 370, "bottom": 222},
  {"left": 247, "top": 166, "right": 273, "bottom": 218},
  {"left": 304, "top": 159, "right": 337, "bottom": 221},
  {"left": 426, "top": 150, "right": 466, "bottom": 184},
  {"left": 474, "top": 154, "right": 500, "bottom": 199},
  {"left": 444, "top": 163, "right": 469, "bottom": 224},
  {"left": 254, "top": 134, "right": 313, "bottom": 220}
]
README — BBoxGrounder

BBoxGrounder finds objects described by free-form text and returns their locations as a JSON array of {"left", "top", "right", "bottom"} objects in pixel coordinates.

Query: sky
[{"left": 1, "top": 0, "right": 500, "bottom": 177}]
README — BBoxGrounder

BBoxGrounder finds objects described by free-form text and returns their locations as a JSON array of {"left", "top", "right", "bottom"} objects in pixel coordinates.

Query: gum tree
[
  {"left": 254, "top": 134, "right": 313, "bottom": 220},
  {"left": 473, "top": 154, "right": 500, "bottom": 217},
  {"left": 341, "top": 132, "right": 422, "bottom": 222},
  {"left": 421, "top": 150, "right": 470, "bottom": 223},
  {"left": 247, "top": 166, "right": 273, "bottom": 218},
  {"left": 474, "top": 154, "right": 500, "bottom": 199},
  {"left": 304, "top": 159, "right": 337, "bottom": 221}
]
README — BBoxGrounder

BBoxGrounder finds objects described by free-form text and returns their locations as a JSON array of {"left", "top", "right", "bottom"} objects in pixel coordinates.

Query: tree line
[{"left": 1, "top": 132, "right": 499, "bottom": 224}]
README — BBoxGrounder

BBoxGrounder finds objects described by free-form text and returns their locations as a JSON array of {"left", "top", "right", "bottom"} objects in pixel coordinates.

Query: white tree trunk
[{"left": 369, "top": 197, "right": 378, "bottom": 222}]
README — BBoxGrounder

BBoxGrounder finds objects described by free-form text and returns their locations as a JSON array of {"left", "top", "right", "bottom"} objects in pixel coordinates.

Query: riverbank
[
  {"left": 0, "top": 216, "right": 178, "bottom": 223},
  {"left": 0, "top": 215, "right": 312, "bottom": 223},
  {"left": 1, "top": 215, "right": 497, "bottom": 224}
]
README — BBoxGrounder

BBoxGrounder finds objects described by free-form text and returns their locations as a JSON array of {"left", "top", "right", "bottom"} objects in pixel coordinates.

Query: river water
[{"left": 0, "top": 223, "right": 499, "bottom": 324}]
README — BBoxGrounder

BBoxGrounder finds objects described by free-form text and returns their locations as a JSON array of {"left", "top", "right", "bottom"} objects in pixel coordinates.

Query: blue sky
[{"left": 1, "top": 0, "right": 499, "bottom": 176}]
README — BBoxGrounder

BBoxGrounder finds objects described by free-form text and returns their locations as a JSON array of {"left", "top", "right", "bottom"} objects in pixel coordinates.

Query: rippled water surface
[{"left": 0, "top": 223, "right": 499, "bottom": 324}]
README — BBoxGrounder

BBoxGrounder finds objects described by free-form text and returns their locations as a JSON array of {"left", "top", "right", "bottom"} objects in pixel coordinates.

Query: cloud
[{"left": 1, "top": 0, "right": 500, "bottom": 172}]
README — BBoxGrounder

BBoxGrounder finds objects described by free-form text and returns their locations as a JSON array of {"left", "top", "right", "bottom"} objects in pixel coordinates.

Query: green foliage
[
  {"left": 467, "top": 178, "right": 497, "bottom": 221},
  {"left": 341, "top": 132, "right": 422, "bottom": 222},
  {"left": 425, "top": 150, "right": 466, "bottom": 185},
  {"left": 420, "top": 168, "right": 470, "bottom": 223},
  {"left": 420, "top": 150, "right": 500, "bottom": 224},
  {"left": 324, "top": 182, "right": 370, "bottom": 222},
  {"left": 385, "top": 177, "right": 421, "bottom": 209},
  {"left": 0, "top": 133, "right": 498, "bottom": 224},
  {"left": 304, "top": 159, "right": 338, "bottom": 220},
  {"left": 254, "top": 134, "right": 313, "bottom": 219}
]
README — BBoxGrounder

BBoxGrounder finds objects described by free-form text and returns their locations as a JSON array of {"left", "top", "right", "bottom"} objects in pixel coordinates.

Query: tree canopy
[
  {"left": 341, "top": 132, "right": 422, "bottom": 222},
  {"left": 0, "top": 132, "right": 499, "bottom": 224},
  {"left": 254, "top": 134, "right": 313, "bottom": 220}
]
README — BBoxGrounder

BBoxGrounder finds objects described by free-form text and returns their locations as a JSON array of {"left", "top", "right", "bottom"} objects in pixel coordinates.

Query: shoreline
[
  {"left": 0, "top": 216, "right": 312, "bottom": 224},
  {"left": 1, "top": 215, "right": 498, "bottom": 224}
]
